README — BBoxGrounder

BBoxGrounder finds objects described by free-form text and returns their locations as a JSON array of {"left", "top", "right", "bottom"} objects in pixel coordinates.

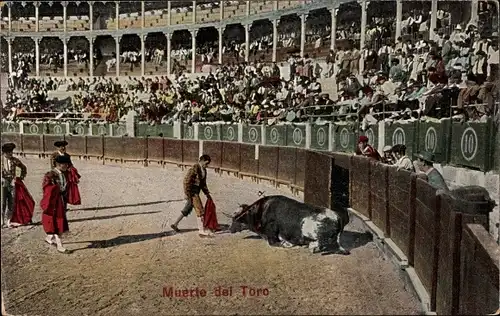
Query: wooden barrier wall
[{"left": 2, "top": 133, "right": 499, "bottom": 315}]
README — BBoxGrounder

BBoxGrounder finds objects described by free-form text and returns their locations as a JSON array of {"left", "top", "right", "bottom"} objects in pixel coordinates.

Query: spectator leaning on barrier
[
  {"left": 381, "top": 145, "right": 394, "bottom": 165},
  {"left": 392, "top": 144, "right": 415, "bottom": 172},
  {"left": 356, "top": 136, "right": 381, "bottom": 161},
  {"left": 414, "top": 151, "right": 449, "bottom": 191}
]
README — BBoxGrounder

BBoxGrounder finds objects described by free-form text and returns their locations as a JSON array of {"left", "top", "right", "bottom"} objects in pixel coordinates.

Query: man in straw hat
[
  {"left": 414, "top": 151, "right": 449, "bottom": 191},
  {"left": 170, "top": 154, "right": 214, "bottom": 238},
  {"left": 40, "top": 155, "right": 71, "bottom": 253},
  {"left": 1, "top": 143, "right": 28, "bottom": 228}
]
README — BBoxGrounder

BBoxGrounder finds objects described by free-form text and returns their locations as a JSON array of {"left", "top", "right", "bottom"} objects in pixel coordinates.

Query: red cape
[
  {"left": 40, "top": 176, "right": 69, "bottom": 234},
  {"left": 66, "top": 167, "right": 81, "bottom": 205},
  {"left": 203, "top": 198, "right": 219, "bottom": 231},
  {"left": 10, "top": 178, "right": 35, "bottom": 225}
]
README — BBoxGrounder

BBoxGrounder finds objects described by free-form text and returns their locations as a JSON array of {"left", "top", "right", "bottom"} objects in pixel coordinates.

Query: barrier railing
[
  {"left": 2, "top": 119, "right": 498, "bottom": 172},
  {"left": 1, "top": 132, "right": 498, "bottom": 315}
]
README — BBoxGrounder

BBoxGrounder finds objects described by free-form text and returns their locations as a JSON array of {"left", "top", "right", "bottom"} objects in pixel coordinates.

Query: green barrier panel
[
  {"left": 333, "top": 124, "right": 358, "bottom": 153},
  {"left": 221, "top": 124, "right": 238, "bottom": 142},
  {"left": 68, "top": 122, "right": 90, "bottom": 136},
  {"left": 242, "top": 125, "right": 262, "bottom": 144},
  {"left": 136, "top": 123, "right": 157, "bottom": 137},
  {"left": 199, "top": 124, "right": 221, "bottom": 141},
  {"left": 111, "top": 123, "right": 127, "bottom": 137},
  {"left": 286, "top": 124, "right": 306, "bottom": 148},
  {"left": 310, "top": 124, "right": 329, "bottom": 151},
  {"left": 265, "top": 125, "right": 287, "bottom": 146},
  {"left": 359, "top": 125, "right": 378, "bottom": 150},
  {"left": 182, "top": 124, "right": 195, "bottom": 140},
  {"left": 91, "top": 123, "right": 109, "bottom": 136},
  {"left": 416, "top": 119, "right": 450, "bottom": 164},
  {"left": 385, "top": 122, "right": 417, "bottom": 159},
  {"left": 157, "top": 124, "right": 174, "bottom": 138},
  {"left": 450, "top": 121, "right": 491, "bottom": 171},
  {"left": 23, "top": 122, "right": 47, "bottom": 135},
  {"left": 47, "top": 122, "right": 68, "bottom": 135},
  {"left": 2, "top": 121, "right": 20, "bottom": 133}
]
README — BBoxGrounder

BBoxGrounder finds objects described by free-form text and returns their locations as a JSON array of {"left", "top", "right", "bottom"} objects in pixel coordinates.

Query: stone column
[
  {"left": 87, "top": 36, "right": 94, "bottom": 77},
  {"left": 300, "top": 13, "right": 307, "bottom": 57},
  {"left": 470, "top": 0, "right": 479, "bottom": 26},
  {"left": 192, "top": 0, "right": 196, "bottom": 24},
  {"left": 272, "top": 19, "right": 279, "bottom": 62},
  {"left": 191, "top": 29, "right": 197, "bottom": 73},
  {"left": 220, "top": 0, "right": 224, "bottom": 19},
  {"left": 140, "top": 34, "right": 145, "bottom": 76},
  {"left": 7, "top": 3, "right": 11, "bottom": 32},
  {"left": 7, "top": 38, "right": 12, "bottom": 74},
  {"left": 167, "top": 1, "right": 171, "bottom": 25},
  {"left": 63, "top": 37, "right": 68, "bottom": 77},
  {"left": 246, "top": 0, "right": 250, "bottom": 16},
  {"left": 245, "top": 23, "right": 250, "bottom": 62},
  {"left": 89, "top": 1, "right": 93, "bottom": 31},
  {"left": 360, "top": 0, "right": 368, "bottom": 50},
  {"left": 330, "top": 8, "right": 338, "bottom": 50},
  {"left": 62, "top": 1, "right": 67, "bottom": 33},
  {"left": 273, "top": 0, "right": 278, "bottom": 10},
  {"left": 115, "top": 35, "right": 121, "bottom": 76},
  {"left": 141, "top": 1, "right": 145, "bottom": 28},
  {"left": 430, "top": 0, "right": 438, "bottom": 40},
  {"left": 115, "top": 1, "right": 119, "bottom": 30},
  {"left": 34, "top": 2, "right": 39, "bottom": 32},
  {"left": 166, "top": 33, "right": 172, "bottom": 75},
  {"left": 218, "top": 27, "right": 224, "bottom": 64},
  {"left": 395, "top": 0, "right": 403, "bottom": 40},
  {"left": 35, "top": 38, "right": 40, "bottom": 76}
]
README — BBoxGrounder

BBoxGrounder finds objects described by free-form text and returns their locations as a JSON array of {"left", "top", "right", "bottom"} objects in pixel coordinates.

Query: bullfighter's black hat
[
  {"left": 1, "top": 143, "right": 15, "bottom": 153},
  {"left": 55, "top": 155, "right": 71, "bottom": 164},
  {"left": 54, "top": 141, "right": 68, "bottom": 147}
]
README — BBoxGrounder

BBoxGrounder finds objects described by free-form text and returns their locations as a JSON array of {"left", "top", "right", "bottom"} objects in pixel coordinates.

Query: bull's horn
[{"left": 222, "top": 212, "right": 233, "bottom": 218}]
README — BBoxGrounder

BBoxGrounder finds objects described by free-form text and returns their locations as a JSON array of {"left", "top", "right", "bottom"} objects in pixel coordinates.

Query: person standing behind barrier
[
  {"left": 392, "top": 144, "right": 415, "bottom": 172},
  {"left": 40, "top": 155, "right": 71, "bottom": 253},
  {"left": 356, "top": 135, "right": 381, "bottom": 160},
  {"left": 381, "top": 145, "right": 394, "bottom": 164},
  {"left": 1, "top": 143, "right": 28, "bottom": 228},
  {"left": 414, "top": 151, "right": 449, "bottom": 191},
  {"left": 170, "top": 155, "right": 214, "bottom": 238}
]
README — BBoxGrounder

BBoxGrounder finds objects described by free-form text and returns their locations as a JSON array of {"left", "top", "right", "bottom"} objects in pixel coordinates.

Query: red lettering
[
  {"left": 240, "top": 286, "right": 269, "bottom": 297},
  {"left": 163, "top": 287, "right": 173, "bottom": 297},
  {"left": 162, "top": 286, "right": 206, "bottom": 298}
]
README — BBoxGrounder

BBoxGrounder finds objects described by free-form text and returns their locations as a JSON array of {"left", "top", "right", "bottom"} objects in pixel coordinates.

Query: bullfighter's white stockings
[
  {"left": 45, "top": 234, "right": 54, "bottom": 245},
  {"left": 196, "top": 217, "right": 213, "bottom": 237},
  {"left": 54, "top": 234, "right": 67, "bottom": 253}
]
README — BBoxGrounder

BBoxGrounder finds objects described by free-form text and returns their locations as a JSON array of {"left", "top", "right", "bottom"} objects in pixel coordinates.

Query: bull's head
[{"left": 223, "top": 203, "right": 255, "bottom": 233}]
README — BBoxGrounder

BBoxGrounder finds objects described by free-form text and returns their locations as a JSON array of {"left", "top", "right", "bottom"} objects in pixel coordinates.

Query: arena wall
[{"left": 1, "top": 131, "right": 499, "bottom": 315}]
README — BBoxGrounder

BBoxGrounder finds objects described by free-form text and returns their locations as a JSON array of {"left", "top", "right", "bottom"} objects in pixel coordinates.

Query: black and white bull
[{"left": 224, "top": 195, "right": 350, "bottom": 255}]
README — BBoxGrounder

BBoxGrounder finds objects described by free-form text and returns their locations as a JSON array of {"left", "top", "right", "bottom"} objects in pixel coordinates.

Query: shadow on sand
[
  {"left": 241, "top": 230, "right": 374, "bottom": 255},
  {"left": 69, "top": 199, "right": 184, "bottom": 212},
  {"left": 67, "top": 229, "right": 198, "bottom": 252},
  {"left": 25, "top": 211, "right": 162, "bottom": 227}
]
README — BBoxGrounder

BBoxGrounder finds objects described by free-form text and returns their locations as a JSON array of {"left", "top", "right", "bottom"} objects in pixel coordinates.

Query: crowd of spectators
[{"left": 2, "top": 3, "right": 499, "bottom": 127}]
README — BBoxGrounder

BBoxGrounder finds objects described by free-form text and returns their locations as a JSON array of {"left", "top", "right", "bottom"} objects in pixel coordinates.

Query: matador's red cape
[
  {"left": 203, "top": 198, "right": 219, "bottom": 231},
  {"left": 10, "top": 177, "right": 35, "bottom": 225},
  {"left": 66, "top": 166, "right": 81, "bottom": 205}
]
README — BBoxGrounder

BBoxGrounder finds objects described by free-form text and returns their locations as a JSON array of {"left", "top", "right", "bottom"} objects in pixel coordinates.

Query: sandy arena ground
[{"left": 1, "top": 157, "right": 422, "bottom": 316}]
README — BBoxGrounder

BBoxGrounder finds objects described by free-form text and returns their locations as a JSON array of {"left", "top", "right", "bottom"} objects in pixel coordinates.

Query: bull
[{"left": 224, "top": 195, "right": 350, "bottom": 255}]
